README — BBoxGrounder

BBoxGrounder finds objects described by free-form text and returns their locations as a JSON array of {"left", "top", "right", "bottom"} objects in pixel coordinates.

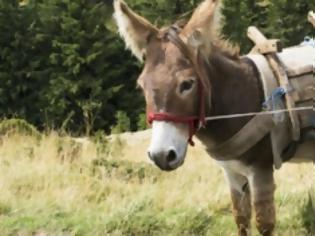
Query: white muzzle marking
[{"left": 148, "top": 121, "right": 189, "bottom": 169}]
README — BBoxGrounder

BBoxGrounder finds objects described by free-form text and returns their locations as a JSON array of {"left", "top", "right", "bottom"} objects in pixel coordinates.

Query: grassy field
[{"left": 0, "top": 128, "right": 314, "bottom": 236}]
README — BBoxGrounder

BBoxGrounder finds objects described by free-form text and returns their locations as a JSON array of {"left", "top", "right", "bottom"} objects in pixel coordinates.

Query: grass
[{"left": 0, "top": 127, "right": 314, "bottom": 235}]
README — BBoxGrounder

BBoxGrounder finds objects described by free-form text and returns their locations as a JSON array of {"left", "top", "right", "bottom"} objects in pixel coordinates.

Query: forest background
[{"left": 1, "top": 0, "right": 314, "bottom": 135}]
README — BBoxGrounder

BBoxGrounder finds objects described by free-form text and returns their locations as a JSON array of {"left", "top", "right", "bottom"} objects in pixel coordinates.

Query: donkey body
[{"left": 114, "top": 1, "right": 314, "bottom": 235}]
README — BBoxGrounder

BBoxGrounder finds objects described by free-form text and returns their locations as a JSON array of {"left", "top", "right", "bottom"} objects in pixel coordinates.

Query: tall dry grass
[{"left": 0, "top": 130, "right": 314, "bottom": 235}]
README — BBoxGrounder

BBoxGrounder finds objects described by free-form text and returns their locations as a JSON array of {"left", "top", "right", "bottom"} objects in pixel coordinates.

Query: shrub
[
  {"left": 0, "top": 0, "right": 143, "bottom": 134},
  {"left": 137, "top": 113, "right": 148, "bottom": 131},
  {"left": 301, "top": 193, "right": 315, "bottom": 234},
  {"left": 111, "top": 111, "right": 131, "bottom": 134},
  {"left": 92, "top": 130, "right": 110, "bottom": 157},
  {"left": 0, "top": 119, "right": 41, "bottom": 139}
]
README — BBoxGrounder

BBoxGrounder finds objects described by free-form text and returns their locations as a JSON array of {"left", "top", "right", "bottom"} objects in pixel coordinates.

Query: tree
[
  {"left": 221, "top": 0, "right": 315, "bottom": 53},
  {"left": 0, "top": 0, "right": 313, "bottom": 135},
  {"left": 0, "top": 0, "right": 144, "bottom": 134}
]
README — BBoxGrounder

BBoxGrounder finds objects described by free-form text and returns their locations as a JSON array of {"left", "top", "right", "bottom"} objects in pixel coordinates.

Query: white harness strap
[
  {"left": 247, "top": 45, "right": 315, "bottom": 168},
  {"left": 246, "top": 53, "right": 290, "bottom": 169}
]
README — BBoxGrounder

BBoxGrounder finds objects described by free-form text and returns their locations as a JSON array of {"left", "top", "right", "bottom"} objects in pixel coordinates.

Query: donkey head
[{"left": 114, "top": 0, "right": 220, "bottom": 171}]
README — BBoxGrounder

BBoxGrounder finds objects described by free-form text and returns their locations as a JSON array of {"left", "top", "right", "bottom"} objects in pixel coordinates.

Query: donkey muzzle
[{"left": 148, "top": 149, "right": 179, "bottom": 171}]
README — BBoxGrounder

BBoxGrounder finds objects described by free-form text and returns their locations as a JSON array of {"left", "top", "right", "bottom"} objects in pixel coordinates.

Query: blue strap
[
  {"left": 263, "top": 87, "right": 287, "bottom": 123},
  {"left": 263, "top": 87, "right": 286, "bottom": 109}
]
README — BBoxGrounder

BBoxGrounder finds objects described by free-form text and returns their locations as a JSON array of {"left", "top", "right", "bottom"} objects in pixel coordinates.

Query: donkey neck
[{"left": 197, "top": 46, "right": 264, "bottom": 147}]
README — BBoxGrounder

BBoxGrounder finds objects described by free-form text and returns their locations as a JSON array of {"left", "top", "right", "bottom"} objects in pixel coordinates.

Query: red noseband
[{"left": 147, "top": 112, "right": 199, "bottom": 146}]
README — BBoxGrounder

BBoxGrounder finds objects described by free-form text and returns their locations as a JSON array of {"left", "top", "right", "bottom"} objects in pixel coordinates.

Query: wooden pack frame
[{"left": 247, "top": 26, "right": 301, "bottom": 141}]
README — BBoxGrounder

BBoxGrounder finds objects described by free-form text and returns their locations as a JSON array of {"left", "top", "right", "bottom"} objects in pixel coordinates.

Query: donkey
[{"left": 114, "top": 0, "right": 314, "bottom": 235}]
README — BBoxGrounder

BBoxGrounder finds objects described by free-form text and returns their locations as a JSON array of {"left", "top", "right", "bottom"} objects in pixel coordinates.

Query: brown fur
[
  {"left": 114, "top": 0, "right": 158, "bottom": 61},
  {"left": 181, "top": 0, "right": 221, "bottom": 56},
  {"left": 114, "top": 0, "right": 282, "bottom": 235},
  {"left": 231, "top": 187, "right": 252, "bottom": 236}
]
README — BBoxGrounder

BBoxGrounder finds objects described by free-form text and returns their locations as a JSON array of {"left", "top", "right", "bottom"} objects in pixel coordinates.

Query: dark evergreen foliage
[
  {"left": 222, "top": 0, "right": 315, "bottom": 53},
  {"left": 0, "top": 0, "right": 313, "bottom": 134},
  {"left": 0, "top": 0, "right": 143, "bottom": 134}
]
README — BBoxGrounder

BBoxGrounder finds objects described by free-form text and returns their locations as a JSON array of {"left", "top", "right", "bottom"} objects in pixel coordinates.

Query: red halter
[
  {"left": 147, "top": 113, "right": 198, "bottom": 146},
  {"left": 147, "top": 26, "right": 207, "bottom": 146},
  {"left": 147, "top": 76, "right": 206, "bottom": 146}
]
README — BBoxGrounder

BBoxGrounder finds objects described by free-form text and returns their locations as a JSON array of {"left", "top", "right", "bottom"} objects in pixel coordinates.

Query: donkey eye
[{"left": 179, "top": 79, "right": 195, "bottom": 93}]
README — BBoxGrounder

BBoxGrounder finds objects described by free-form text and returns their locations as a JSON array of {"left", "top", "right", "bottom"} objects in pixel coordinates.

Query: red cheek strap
[{"left": 147, "top": 112, "right": 198, "bottom": 146}]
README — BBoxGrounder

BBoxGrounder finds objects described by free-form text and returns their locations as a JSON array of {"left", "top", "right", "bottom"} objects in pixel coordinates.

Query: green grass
[{"left": 0, "top": 128, "right": 314, "bottom": 235}]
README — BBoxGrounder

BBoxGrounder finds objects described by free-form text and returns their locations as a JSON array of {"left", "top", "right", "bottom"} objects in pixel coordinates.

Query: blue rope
[
  {"left": 263, "top": 87, "right": 287, "bottom": 123},
  {"left": 301, "top": 36, "right": 315, "bottom": 48}
]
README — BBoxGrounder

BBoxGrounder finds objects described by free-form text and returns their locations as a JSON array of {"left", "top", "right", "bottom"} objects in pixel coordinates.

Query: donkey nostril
[{"left": 166, "top": 150, "right": 177, "bottom": 163}]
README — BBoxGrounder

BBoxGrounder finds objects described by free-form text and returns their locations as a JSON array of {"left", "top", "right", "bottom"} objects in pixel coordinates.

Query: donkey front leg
[
  {"left": 225, "top": 171, "right": 252, "bottom": 236},
  {"left": 249, "top": 168, "right": 276, "bottom": 236}
]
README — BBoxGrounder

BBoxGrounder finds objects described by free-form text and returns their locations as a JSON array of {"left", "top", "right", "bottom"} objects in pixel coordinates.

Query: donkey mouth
[
  {"left": 155, "top": 164, "right": 175, "bottom": 172},
  {"left": 151, "top": 157, "right": 177, "bottom": 172},
  {"left": 153, "top": 162, "right": 181, "bottom": 172},
  {"left": 150, "top": 152, "right": 186, "bottom": 171},
  {"left": 149, "top": 149, "right": 184, "bottom": 171}
]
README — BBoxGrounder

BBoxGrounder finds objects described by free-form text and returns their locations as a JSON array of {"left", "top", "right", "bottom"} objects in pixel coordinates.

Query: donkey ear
[
  {"left": 113, "top": 0, "right": 159, "bottom": 62},
  {"left": 181, "top": 0, "right": 220, "bottom": 55}
]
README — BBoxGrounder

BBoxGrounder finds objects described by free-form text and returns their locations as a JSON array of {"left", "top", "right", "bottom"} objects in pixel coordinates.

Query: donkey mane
[{"left": 212, "top": 39, "right": 240, "bottom": 59}]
